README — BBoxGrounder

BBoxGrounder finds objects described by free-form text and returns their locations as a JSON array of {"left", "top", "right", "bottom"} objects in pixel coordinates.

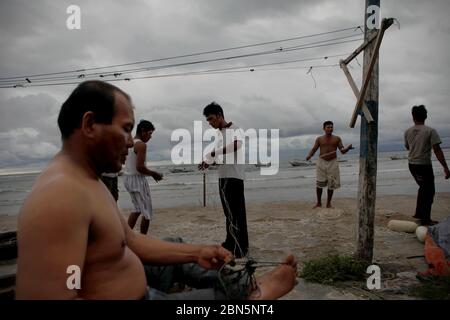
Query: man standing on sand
[
  {"left": 124, "top": 119, "right": 163, "bottom": 235},
  {"left": 198, "top": 102, "right": 248, "bottom": 259},
  {"left": 100, "top": 172, "right": 120, "bottom": 201},
  {"left": 16, "top": 80, "right": 297, "bottom": 300},
  {"left": 306, "top": 121, "right": 353, "bottom": 208},
  {"left": 404, "top": 105, "right": 450, "bottom": 226}
]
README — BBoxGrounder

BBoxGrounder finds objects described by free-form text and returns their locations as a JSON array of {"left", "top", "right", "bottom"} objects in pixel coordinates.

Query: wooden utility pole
[
  {"left": 340, "top": 2, "right": 393, "bottom": 261},
  {"left": 356, "top": 0, "right": 380, "bottom": 261}
]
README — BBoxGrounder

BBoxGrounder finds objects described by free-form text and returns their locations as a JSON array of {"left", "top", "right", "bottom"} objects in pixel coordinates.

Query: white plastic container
[
  {"left": 415, "top": 226, "right": 428, "bottom": 243},
  {"left": 387, "top": 220, "right": 418, "bottom": 233}
]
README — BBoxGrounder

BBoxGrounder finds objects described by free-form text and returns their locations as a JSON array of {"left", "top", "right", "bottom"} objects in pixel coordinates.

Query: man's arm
[
  {"left": 16, "top": 180, "right": 90, "bottom": 299},
  {"left": 404, "top": 131, "right": 409, "bottom": 151},
  {"left": 122, "top": 215, "right": 232, "bottom": 269},
  {"left": 135, "top": 142, "right": 163, "bottom": 181},
  {"left": 211, "top": 140, "right": 241, "bottom": 157},
  {"left": 338, "top": 138, "right": 353, "bottom": 154},
  {"left": 432, "top": 144, "right": 450, "bottom": 179},
  {"left": 306, "top": 138, "right": 320, "bottom": 161},
  {"left": 200, "top": 140, "right": 242, "bottom": 170}
]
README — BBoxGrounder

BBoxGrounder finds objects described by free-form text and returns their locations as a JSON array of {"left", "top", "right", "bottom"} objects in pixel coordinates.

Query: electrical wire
[
  {"left": 0, "top": 34, "right": 362, "bottom": 86},
  {"left": 0, "top": 25, "right": 362, "bottom": 81},
  {"left": 0, "top": 39, "right": 362, "bottom": 88}
]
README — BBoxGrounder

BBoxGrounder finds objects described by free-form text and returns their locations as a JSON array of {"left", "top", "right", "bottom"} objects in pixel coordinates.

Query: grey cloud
[
  {"left": 0, "top": 128, "right": 59, "bottom": 166},
  {"left": 0, "top": 93, "right": 61, "bottom": 166},
  {"left": 195, "top": 0, "right": 308, "bottom": 25}
]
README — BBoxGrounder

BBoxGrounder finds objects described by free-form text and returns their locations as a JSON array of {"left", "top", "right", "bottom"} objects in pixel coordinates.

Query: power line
[
  {"left": 0, "top": 54, "right": 348, "bottom": 88},
  {"left": 0, "top": 37, "right": 362, "bottom": 88},
  {"left": 0, "top": 33, "right": 361, "bottom": 85},
  {"left": 1, "top": 64, "right": 340, "bottom": 88},
  {"left": 0, "top": 33, "right": 359, "bottom": 85},
  {"left": 142, "top": 53, "right": 348, "bottom": 76},
  {"left": 0, "top": 25, "right": 362, "bottom": 82}
]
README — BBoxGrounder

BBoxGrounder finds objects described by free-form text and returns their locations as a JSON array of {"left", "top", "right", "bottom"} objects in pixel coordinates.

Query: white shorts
[
  {"left": 316, "top": 158, "right": 341, "bottom": 190},
  {"left": 124, "top": 174, "right": 153, "bottom": 220}
]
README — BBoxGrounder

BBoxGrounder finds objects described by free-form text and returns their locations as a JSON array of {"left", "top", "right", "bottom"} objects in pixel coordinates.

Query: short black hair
[
  {"left": 136, "top": 120, "right": 155, "bottom": 136},
  {"left": 57, "top": 80, "right": 130, "bottom": 139},
  {"left": 203, "top": 101, "right": 224, "bottom": 118},
  {"left": 412, "top": 105, "right": 427, "bottom": 122},
  {"left": 323, "top": 120, "right": 333, "bottom": 129}
]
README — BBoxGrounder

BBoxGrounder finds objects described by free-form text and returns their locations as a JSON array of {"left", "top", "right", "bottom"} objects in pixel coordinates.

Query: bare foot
[
  {"left": 248, "top": 254, "right": 298, "bottom": 300},
  {"left": 326, "top": 204, "right": 334, "bottom": 209},
  {"left": 313, "top": 204, "right": 322, "bottom": 209}
]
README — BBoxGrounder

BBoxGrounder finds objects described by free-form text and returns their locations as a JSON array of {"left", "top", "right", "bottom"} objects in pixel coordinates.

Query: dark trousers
[
  {"left": 409, "top": 164, "right": 435, "bottom": 223},
  {"left": 142, "top": 237, "right": 252, "bottom": 300},
  {"left": 100, "top": 176, "right": 119, "bottom": 201},
  {"left": 218, "top": 178, "right": 249, "bottom": 258},
  {"left": 143, "top": 237, "right": 226, "bottom": 300}
]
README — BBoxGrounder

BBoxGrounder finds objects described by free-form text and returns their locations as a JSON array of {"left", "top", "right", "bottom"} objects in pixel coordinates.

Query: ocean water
[{"left": 1, "top": 150, "right": 449, "bottom": 217}]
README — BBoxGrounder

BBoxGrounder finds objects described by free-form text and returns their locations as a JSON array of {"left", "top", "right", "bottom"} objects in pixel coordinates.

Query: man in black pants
[
  {"left": 100, "top": 172, "right": 119, "bottom": 201},
  {"left": 199, "top": 102, "right": 248, "bottom": 258},
  {"left": 404, "top": 105, "right": 450, "bottom": 226}
]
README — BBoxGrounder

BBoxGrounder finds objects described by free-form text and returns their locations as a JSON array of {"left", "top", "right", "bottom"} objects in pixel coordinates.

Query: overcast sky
[{"left": 1, "top": 0, "right": 449, "bottom": 169}]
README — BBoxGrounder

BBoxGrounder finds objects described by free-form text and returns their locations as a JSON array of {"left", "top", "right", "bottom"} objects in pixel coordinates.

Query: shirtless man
[
  {"left": 306, "top": 121, "right": 353, "bottom": 208},
  {"left": 16, "top": 80, "right": 297, "bottom": 300}
]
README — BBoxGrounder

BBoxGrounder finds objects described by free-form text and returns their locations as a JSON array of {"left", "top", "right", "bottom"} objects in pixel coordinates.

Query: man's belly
[
  {"left": 80, "top": 248, "right": 147, "bottom": 299},
  {"left": 320, "top": 154, "right": 337, "bottom": 161}
]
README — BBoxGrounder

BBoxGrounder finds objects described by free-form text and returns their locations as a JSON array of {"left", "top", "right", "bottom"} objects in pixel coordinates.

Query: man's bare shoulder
[
  {"left": 134, "top": 140, "right": 146, "bottom": 150},
  {"left": 19, "top": 165, "right": 92, "bottom": 227}
]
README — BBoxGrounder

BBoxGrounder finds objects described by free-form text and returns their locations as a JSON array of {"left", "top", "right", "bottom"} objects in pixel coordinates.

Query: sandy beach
[{"left": 2, "top": 192, "right": 449, "bottom": 299}]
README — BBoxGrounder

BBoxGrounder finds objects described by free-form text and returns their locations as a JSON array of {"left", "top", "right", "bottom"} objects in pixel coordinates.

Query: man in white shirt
[
  {"left": 199, "top": 102, "right": 248, "bottom": 258},
  {"left": 404, "top": 105, "right": 450, "bottom": 226}
]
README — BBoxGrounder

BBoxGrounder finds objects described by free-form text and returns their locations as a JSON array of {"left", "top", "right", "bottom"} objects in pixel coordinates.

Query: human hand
[
  {"left": 306, "top": 156, "right": 311, "bottom": 161},
  {"left": 444, "top": 167, "right": 450, "bottom": 179},
  {"left": 152, "top": 172, "right": 163, "bottom": 182},
  {"left": 198, "top": 161, "right": 210, "bottom": 171},
  {"left": 348, "top": 144, "right": 354, "bottom": 150},
  {"left": 197, "top": 245, "right": 233, "bottom": 270},
  {"left": 203, "top": 151, "right": 215, "bottom": 165}
]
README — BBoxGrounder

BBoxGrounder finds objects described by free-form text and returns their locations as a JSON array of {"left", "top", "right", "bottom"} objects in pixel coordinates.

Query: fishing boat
[
  {"left": 254, "top": 162, "right": 271, "bottom": 168},
  {"left": 289, "top": 160, "right": 314, "bottom": 167},
  {"left": 169, "top": 167, "right": 194, "bottom": 173},
  {"left": 390, "top": 155, "right": 408, "bottom": 160}
]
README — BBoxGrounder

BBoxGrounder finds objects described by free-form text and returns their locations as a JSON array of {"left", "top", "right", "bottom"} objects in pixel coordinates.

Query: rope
[{"left": 217, "top": 260, "right": 257, "bottom": 300}]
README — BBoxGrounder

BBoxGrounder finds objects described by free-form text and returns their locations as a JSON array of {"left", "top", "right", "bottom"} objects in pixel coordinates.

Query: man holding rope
[
  {"left": 198, "top": 102, "right": 248, "bottom": 259},
  {"left": 306, "top": 121, "right": 353, "bottom": 208}
]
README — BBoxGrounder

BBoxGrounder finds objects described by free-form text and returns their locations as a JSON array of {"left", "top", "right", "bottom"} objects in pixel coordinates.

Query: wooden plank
[
  {"left": 349, "top": 18, "right": 390, "bottom": 128},
  {"left": 340, "top": 61, "right": 374, "bottom": 124},
  {"left": 342, "top": 32, "right": 378, "bottom": 66}
]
